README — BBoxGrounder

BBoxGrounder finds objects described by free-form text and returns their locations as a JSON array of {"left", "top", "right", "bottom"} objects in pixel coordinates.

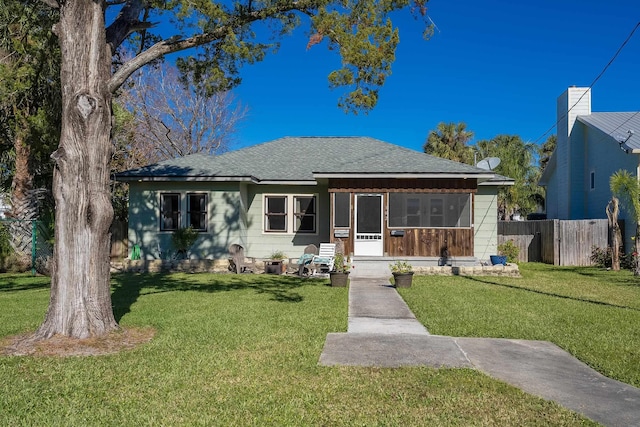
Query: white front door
[{"left": 354, "top": 194, "right": 384, "bottom": 256}]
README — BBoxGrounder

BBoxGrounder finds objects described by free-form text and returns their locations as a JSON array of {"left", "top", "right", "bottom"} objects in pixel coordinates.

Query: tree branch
[
  {"left": 105, "top": 0, "right": 149, "bottom": 53},
  {"left": 107, "top": 3, "right": 306, "bottom": 93}
]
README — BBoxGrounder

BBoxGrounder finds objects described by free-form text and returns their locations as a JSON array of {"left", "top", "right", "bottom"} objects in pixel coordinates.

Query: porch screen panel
[
  {"left": 334, "top": 193, "right": 350, "bottom": 228},
  {"left": 357, "top": 195, "right": 381, "bottom": 233},
  {"left": 389, "top": 193, "right": 471, "bottom": 228},
  {"left": 265, "top": 196, "right": 287, "bottom": 232}
]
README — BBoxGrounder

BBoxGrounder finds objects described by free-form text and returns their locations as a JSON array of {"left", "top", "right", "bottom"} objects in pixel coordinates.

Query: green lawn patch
[
  {"left": 400, "top": 262, "right": 640, "bottom": 387},
  {"left": 0, "top": 271, "right": 595, "bottom": 425}
]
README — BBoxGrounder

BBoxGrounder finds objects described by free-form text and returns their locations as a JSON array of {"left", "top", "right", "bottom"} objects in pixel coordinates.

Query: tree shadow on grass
[
  {"left": 534, "top": 266, "right": 640, "bottom": 287},
  {"left": 0, "top": 274, "right": 51, "bottom": 292},
  {"left": 461, "top": 275, "right": 640, "bottom": 312},
  {"left": 111, "top": 273, "right": 319, "bottom": 323}
]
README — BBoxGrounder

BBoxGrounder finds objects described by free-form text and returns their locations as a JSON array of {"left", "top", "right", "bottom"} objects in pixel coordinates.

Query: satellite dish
[{"left": 476, "top": 157, "right": 501, "bottom": 171}]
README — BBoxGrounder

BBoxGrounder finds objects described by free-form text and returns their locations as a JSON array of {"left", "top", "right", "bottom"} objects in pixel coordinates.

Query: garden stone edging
[{"left": 413, "top": 263, "right": 520, "bottom": 277}]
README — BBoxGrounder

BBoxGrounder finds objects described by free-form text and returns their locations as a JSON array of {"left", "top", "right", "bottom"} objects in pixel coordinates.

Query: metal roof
[
  {"left": 116, "top": 136, "right": 509, "bottom": 183},
  {"left": 578, "top": 112, "right": 640, "bottom": 151}
]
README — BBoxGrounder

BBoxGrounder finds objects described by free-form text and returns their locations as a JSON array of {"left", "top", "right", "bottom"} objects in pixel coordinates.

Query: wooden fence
[
  {"left": 498, "top": 219, "right": 615, "bottom": 266},
  {"left": 110, "top": 220, "right": 128, "bottom": 259}
]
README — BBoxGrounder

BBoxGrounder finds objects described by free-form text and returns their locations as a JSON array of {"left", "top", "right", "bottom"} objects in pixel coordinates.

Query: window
[
  {"left": 294, "top": 196, "right": 316, "bottom": 233},
  {"left": 388, "top": 193, "right": 471, "bottom": 228},
  {"left": 590, "top": 171, "right": 595, "bottom": 190},
  {"left": 187, "top": 193, "right": 207, "bottom": 231},
  {"left": 264, "top": 194, "right": 317, "bottom": 233},
  {"left": 265, "top": 196, "right": 287, "bottom": 232},
  {"left": 333, "top": 192, "right": 350, "bottom": 228},
  {"left": 160, "top": 194, "right": 180, "bottom": 231}
]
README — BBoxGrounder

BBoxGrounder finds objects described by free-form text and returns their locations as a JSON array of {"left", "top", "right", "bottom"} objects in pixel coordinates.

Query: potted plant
[
  {"left": 329, "top": 253, "right": 350, "bottom": 287},
  {"left": 389, "top": 260, "right": 413, "bottom": 288},
  {"left": 266, "top": 250, "right": 287, "bottom": 274},
  {"left": 491, "top": 240, "right": 520, "bottom": 265}
]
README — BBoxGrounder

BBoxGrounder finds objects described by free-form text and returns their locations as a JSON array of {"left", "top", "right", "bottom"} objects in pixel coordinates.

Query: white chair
[{"left": 310, "top": 243, "right": 336, "bottom": 276}]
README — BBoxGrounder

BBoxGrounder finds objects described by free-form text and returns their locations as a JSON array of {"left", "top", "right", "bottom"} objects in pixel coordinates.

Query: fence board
[
  {"left": 110, "top": 221, "right": 128, "bottom": 259},
  {"left": 498, "top": 219, "right": 613, "bottom": 266}
]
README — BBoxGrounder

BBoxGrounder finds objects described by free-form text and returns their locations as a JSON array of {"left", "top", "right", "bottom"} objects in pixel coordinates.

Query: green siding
[
  {"left": 244, "top": 184, "right": 331, "bottom": 259},
  {"left": 128, "top": 181, "right": 242, "bottom": 260},
  {"left": 474, "top": 187, "right": 499, "bottom": 261}
]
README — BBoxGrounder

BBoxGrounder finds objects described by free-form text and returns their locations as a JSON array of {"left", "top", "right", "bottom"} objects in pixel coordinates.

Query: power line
[{"left": 533, "top": 21, "right": 640, "bottom": 145}]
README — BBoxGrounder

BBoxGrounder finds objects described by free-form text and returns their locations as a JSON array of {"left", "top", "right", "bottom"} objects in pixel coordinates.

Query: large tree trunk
[
  {"left": 35, "top": 0, "right": 118, "bottom": 339},
  {"left": 606, "top": 197, "right": 620, "bottom": 271},
  {"left": 10, "top": 130, "right": 33, "bottom": 218}
]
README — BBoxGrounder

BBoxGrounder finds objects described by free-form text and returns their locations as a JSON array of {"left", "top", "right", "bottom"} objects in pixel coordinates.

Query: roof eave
[
  {"left": 257, "top": 180, "right": 318, "bottom": 186},
  {"left": 479, "top": 180, "right": 515, "bottom": 186},
  {"left": 115, "top": 175, "right": 257, "bottom": 183},
  {"left": 312, "top": 172, "right": 496, "bottom": 179}
]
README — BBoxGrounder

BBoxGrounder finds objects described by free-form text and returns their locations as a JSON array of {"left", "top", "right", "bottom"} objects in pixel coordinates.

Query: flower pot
[
  {"left": 490, "top": 255, "right": 507, "bottom": 266},
  {"left": 392, "top": 272, "right": 413, "bottom": 288},
  {"left": 329, "top": 271, "right": 350, "bottom": 287}
]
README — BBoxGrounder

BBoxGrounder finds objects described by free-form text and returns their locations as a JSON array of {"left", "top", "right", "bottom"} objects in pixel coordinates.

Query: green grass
[
  {"left": 0, "top": 271, "right": 596, "bottom": 425},
  {"left": 400, "top": 263, "right": 640, "bottom": 387}
]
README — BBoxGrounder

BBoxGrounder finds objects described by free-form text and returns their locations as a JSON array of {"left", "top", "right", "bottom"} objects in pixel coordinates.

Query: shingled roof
[{"left": 117, "top": 136, "right": 502, "bottom": 183}]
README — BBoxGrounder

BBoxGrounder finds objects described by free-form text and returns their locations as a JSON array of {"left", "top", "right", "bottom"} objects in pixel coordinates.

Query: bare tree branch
[{"left": 114, "top": 63, "right": 247, "bottom": 165}]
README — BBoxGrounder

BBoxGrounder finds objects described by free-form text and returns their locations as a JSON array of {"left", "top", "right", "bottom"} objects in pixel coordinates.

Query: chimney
[
  {"left": 553, "top": 87, "right": 591, "bottom": 219},
  {"left": 557, "top": 86, "right": 591, "bottom": 142}
]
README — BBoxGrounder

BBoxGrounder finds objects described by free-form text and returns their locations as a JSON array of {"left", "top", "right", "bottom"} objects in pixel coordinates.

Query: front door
[{"left": 354, "top": 194, "right": 384, "bottom": 256}]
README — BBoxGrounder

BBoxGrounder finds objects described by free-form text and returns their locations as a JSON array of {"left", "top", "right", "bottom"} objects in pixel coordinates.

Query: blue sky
[{"left": 228, "top": 0, "right": 640, "bottom": 153}]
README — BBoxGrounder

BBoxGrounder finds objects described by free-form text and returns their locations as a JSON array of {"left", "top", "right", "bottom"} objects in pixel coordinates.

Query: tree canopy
[
  {"left": 423, "top": 121, "right": 474, "bottom": 165},
  {"left": 475, "top": 135, "right": 543, "bottom": 219},
  {"left": 610, "top": 169, "right": 640, "bottom": 275},
  {"left": 10, "top": 0, "right": 433, "bottom": 340}
]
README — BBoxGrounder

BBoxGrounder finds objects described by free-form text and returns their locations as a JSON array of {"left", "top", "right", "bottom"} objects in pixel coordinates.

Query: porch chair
[
  {"left": 310, "top": 243, "right": 336, "bottom": 276},
  {"left": 228, "top": 244, "right": 257, "bottom": 274},
  {"left": 288, "top": 244, "right": 318, "bottom": 276}
]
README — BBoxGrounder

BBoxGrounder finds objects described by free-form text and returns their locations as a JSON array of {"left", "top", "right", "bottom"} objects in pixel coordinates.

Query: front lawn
[
  {"left": 401, "top": 263, "right": 640, "bottom": 387},
  {"left": 0, "top": 271, "right": 595, "bottom": 425}
]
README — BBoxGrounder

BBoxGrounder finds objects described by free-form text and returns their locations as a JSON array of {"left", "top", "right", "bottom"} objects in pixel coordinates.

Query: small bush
[
  {"left": 497, "top": 240, "right": 520, "bottom": 263},
  {"left": 591, "top": 246, "right": 635, "bottom": 270},
  {"left": 269, "top": 250, "right": 286, "bottom": 260},
  {"left": 171, "top": 226, "right": 199, "bottom": 258}
]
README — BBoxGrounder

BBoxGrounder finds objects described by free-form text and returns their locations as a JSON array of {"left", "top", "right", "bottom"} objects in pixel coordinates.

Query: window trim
[
  {"left": 263, "top": 194, "right": 318, "bottom": 234},
  {"left": 293, "top": 195, "right": 316, "bottom": 233},
  {"left": 264, "top": 195, "right": 288, "bottom": 232},
  {"left": 333, "top": 192, "right": 351, "bottom": 229},
  {"left": 160, "top": 193, "right": 181, "bottom": 232},
  {"left": 186, "top": 193, "right": 208, "bottom": 232}
]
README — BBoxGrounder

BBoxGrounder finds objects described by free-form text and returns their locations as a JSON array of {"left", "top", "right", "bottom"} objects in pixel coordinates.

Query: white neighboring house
[{"left": 539, "top": 87, "right": 640, "bottom": 250}]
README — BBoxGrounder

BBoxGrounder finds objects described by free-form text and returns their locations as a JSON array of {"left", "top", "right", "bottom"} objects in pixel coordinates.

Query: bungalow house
[
  {"left": 116, "top": 136, "right": 513, "bottom": 264},
  {"left": 539, "top": 87, "right": 640, "bottom": 249}
]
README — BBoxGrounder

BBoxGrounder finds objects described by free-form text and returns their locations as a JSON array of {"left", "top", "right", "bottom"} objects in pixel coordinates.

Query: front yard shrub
[
  {"left": 497, "top": 240, "right": 520, "bottom": 263},
  {"left": 590, "top": 246, "right": 635, "bottom": 270}
]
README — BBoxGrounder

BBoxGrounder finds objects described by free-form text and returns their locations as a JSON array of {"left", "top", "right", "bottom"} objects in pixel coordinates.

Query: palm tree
[
  {"left": 610, "top": 170, "right": 640, "bottom": 275},
  {"left": 538, "top": 135, "right": 556, "bottom": 173},
  {"left": 475, "top": 135, "right": 543, "bottom": 220},
  {"left": 423, "top": 122, "right": 474, "bottom": 165}
]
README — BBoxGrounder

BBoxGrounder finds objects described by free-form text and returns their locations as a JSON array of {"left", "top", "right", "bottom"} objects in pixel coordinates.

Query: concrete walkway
[{"left": 319, "top": 278, "right": 640, "bottom": 427}]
